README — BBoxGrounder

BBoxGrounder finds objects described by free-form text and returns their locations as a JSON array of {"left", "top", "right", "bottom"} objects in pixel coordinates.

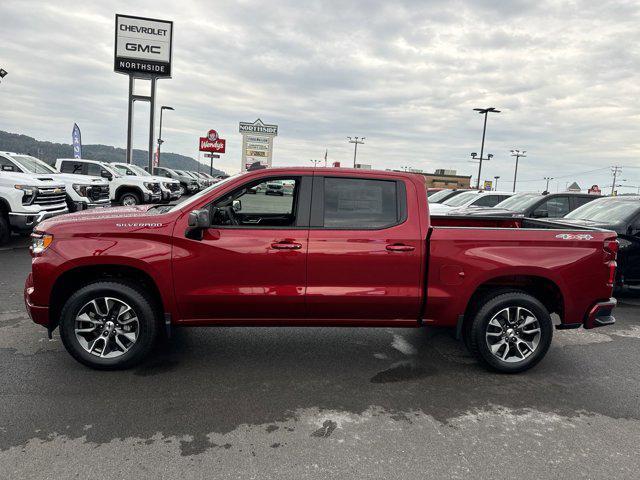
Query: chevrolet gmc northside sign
[{"left": 114, "top": 14, "right": 173, "bottom": 77}]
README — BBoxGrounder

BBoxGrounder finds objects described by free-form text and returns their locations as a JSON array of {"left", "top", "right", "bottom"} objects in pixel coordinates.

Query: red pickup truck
[{"left": 24, "top": 168, "right": 618, "bottom": 373}]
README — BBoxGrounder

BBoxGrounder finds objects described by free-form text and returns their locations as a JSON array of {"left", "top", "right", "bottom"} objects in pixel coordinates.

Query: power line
[{"left": 516, "top": 167, "right": 610, "bottom": 183}]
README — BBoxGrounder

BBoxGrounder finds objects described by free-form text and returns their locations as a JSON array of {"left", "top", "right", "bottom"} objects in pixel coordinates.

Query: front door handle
[
  {"left": 271, "top": 242, "right": 302, "bottom": 250},
  {"left": 386, "top": 244, "right": 415, "bottom": 252}
]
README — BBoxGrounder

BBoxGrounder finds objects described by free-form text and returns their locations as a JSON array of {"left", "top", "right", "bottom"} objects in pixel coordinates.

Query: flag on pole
[
  {"left": 72, "top": 123, "right": 82, "bottom": 159},
  {"left": 324, "top": 149, "right": 328, "bottom": 167}
]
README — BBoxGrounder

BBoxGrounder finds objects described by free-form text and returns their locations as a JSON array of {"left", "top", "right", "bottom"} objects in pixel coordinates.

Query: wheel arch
[
  {"left": 462, "top": 275, "right": 564, "bottom": 331},
  {"left": 49, "top": 264, "right": 165, "bottom": 331}
]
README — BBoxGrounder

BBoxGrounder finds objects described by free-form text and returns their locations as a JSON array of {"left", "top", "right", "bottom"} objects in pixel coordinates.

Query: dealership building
[{"left": 391, "top": 169, "right": 472, "bottom": 189}]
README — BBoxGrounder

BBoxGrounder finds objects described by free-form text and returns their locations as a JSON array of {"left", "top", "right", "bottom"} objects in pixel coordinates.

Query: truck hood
[
  {"left": 36, "top": 204, "right": 169, "bottom": 233},
  {"left": 49, "top": 173, "right": 108, "bottom": 185},
  {"left": 0, "top": 171, "right": 65, "bottom": 187}
]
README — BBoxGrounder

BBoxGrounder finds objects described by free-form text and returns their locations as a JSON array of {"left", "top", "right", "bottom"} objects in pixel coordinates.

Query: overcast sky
[{"left": 1, "top": 0, "right": 639, "bottom": 192}]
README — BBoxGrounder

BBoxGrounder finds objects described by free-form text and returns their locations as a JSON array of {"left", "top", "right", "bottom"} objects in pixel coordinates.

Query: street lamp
[
  {"left": 310, "top": 159, "right": 321, "bottom": 167},
  {"left": 347, "top": 136, "right": 365, "bottom": 168},
  {"left": 0, "top": 68, "right": 7, "bottom": 84},
  {"left": 544, "top": 176, "right": 553, "bottom": 193},
  {"left": 473, "top": 107, "right": 500, "bottom": 189},
  {"left": 157, "top": 106, "right": 174, "bottom": 168},
  {"left": 510, "top": 149, "right": 527, "bottom": 192},
  {"left": 494, "top": 176, "right": 500, "bottom": 190}
]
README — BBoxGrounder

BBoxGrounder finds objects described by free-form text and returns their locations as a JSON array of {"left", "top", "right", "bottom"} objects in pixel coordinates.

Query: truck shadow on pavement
[{"left": 1, "top": 305, "right": 640, "bottom": 456}]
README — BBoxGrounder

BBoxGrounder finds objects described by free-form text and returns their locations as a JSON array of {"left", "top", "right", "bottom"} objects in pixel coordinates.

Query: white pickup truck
[
  {"left": 55, "top": 158, "right": 162, "bottom": 206},
  {"left": 0, "top": 152, "right": 110, "bottom": 213},
  {"left": 0, "top": 158, "right": 68, "bottom": 244},
  {"left": 110, "top": 162, "right": 181, "bottom": 203}
]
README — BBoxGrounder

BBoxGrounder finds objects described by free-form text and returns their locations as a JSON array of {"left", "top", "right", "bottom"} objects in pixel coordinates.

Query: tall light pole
[
  {"left": 494, "top": 176, "right": 500, "bottom": 190},
  {"left": 611, "top": 166, "right": 622, "bottom": 196},
  {"left": 310, "top": 159, "right": 321, "bottom": 167},
  {"left": 510, "top": 149, "right": 527, "bottom": 192},
  {"left": 347, "top": 136, "right": 365, "bottom": 168},
  {"left": 544, "top": 176, "right": 553, "bottom": 193},
  {"left": 473, "top": 107, "right": 500, "bottom": 189},
  {"left": 157, "top": 105, "right": 174, "bottom": 168},
  {"left": 0, "top": 68, "right": 7, "bottom": 85}
]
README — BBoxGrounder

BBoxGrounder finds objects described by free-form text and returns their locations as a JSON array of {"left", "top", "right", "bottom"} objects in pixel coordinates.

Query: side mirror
[
  {"left": 1, "top": 165, "right": 15, "bottom": 171},
  {"left": 187, "top": 209, "right": 211, "bottom": 228},
  {"left": 101, "top": 171, "right": 113, "bottom": 181},
  {"left": 232, "top": 199, "right": 242, "bottom": 212}
]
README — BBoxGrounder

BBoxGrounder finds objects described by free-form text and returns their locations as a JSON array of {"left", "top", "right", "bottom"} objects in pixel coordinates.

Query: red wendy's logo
[{"left": 207, "top": 130, "right": 218, "bottom": 142}]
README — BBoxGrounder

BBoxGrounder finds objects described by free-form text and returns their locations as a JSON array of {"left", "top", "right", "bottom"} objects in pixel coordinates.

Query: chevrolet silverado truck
[{"left": 24, "top": 168, "right": 618, "bottom": 372}]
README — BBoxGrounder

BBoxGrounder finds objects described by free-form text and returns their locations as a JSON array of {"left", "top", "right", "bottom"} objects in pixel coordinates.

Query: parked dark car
[
  {"left": 554, "top": 196, "right": 640, "bottom": 288},
  {"left": 426, "top": 188, "right": 469, "bottom": 204},
  {"left": 458, "top": 192, "right": 600, "bottom": 219}
]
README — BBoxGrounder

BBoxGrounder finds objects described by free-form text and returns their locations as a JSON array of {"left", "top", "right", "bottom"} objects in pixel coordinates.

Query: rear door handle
[
  {"left": 271, "top": 242, "right": 302, "bottom": 250},
  {"left": 386, "top": 244, "right": 415, "bottom": 252}
]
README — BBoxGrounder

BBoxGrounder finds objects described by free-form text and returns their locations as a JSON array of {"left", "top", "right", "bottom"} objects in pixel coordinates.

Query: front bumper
[
  {"left": 24, "top": 273, "right": 49, "bottom": 326},
  {"left": 68, "top": 199, "right": 111, "bottom": 212},
  {"left": 144, "top": 192, "right": 162, "bottom": 203},
  {"left": 584, "top": 298, "right": 617, "bottom": 329},
  {"left": 8, "top": 207, "right": 68, "bottom": 231}
]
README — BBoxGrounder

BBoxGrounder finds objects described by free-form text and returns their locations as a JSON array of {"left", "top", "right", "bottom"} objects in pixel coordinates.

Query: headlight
[
  {"left": 72, "top": 184, "right": 90, "bottom": 197},
  {"left": 143, "top": 182, "right": 158, "bottom": 190},
  {"left": 30, "top": 233, "right": 53, "bottom": 255},
  {"left": 15, "top": 185, "right": 38, "bottom": 205},
  {"left": 162, "top": 182, "right": 172, "bottom": 188}
]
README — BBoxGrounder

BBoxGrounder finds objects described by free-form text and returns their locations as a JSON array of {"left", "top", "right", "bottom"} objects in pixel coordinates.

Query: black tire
[
  {"left": 466, "top": 291, "right": 553, "bottom": 373},
  {"left": 0, "top": 214, "right": 9, "bottom": 246},
  {"left": 119, "top": 191, "right": 142, "bottom": 206},
  {"left": 59, "top": 281, "right": 159, "bottom": 370}
]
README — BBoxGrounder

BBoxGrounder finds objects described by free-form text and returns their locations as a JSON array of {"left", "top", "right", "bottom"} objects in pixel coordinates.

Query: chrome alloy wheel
[
  {"left": 485, "top": 306, "right": 541, "bottom": 363},
  {"left": 122, "top": 195, "right": 137, "bottom": 206},
  {"left": 74, "top": 297, "right": 139, "bottom": 358}
]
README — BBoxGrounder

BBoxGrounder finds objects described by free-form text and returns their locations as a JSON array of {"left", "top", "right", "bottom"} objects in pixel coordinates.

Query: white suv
[
  {"left": 0, "top": 152, "right": 110, "bottom": 212},
  {"left": 56, "top": 158, "right": 162, "bottom": 206},
  {"left": 111, "top": 162, "right": 181, "bottom": 202},
  {"left": 0, "top": 161, "right": 68, "bottom": 244}
]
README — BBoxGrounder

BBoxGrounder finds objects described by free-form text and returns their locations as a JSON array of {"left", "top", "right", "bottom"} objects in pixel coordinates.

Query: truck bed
[{"left": 430, "top": 214, "right": 607, "bottom": 231}]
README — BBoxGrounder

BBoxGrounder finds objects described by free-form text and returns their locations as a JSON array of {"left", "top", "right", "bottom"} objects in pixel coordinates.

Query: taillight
[{"left": 604, "top": 237, "right": 619, "bottom": 256}]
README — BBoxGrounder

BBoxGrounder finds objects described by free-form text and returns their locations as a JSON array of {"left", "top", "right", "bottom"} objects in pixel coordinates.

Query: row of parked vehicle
[
  {"left": 428, "top": 187, "right": 640, "bottom": 288},
  {"left": 0, "top": 151, "right": 223, "bottom": 245}
]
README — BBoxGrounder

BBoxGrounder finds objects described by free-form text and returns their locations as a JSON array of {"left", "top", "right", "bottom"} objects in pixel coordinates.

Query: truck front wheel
[
  {"left": 466, "top": 291, "right": 553, "bottom": 373},
  {"left": 119, "top": 192, "right": 142, "bottom": 206},
  {"left": 58, "top": 281, "right": 158, "bottom": 369}
]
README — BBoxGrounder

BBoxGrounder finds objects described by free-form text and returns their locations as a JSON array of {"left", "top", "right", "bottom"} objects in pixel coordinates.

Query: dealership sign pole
[
  {"left": 199, "top": 129, "right": 226, "bottom": 175},
  {"left": 239, "top": 119, "right": 278, "bottom": 171},
  {"left": 114, "top": 14, "right": 173, "bottom": 170}
]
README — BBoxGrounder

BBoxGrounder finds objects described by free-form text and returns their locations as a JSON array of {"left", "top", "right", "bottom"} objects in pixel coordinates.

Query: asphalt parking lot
[{"left": 1, "top": 234, "right": 640, "bottom": 479}]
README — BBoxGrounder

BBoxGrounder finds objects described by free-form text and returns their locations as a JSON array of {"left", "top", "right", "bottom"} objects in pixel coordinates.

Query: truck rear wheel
[
  {"left": 58, "top": 281, "right": 158, "bottom": 370},
  {"left": 466, "top": 291, "right": 553, "bottom": 373}
]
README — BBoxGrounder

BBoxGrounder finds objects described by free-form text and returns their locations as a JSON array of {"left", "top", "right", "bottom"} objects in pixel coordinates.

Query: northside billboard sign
[
  {"left": 238, "top": 119, "right": 278, "bottom": 171},
  {"left": 114, "top": 14, "right": 173, "bottom": 77}
]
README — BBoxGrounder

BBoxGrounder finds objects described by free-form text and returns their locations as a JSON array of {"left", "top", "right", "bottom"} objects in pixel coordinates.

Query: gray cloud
[{"left": 1, "top": 0, "right": 639, "bottom": 191}]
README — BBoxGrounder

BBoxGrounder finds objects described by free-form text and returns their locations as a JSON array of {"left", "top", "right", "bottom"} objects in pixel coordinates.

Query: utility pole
[
  {"left": 157, "top": 106, "right": 174, "bottom": 168},
  {"left": 347, "top": 136, "right": 365, "bottom": 168},
  {"left": 544, "top": 176, "right": 553, "bottom": 193},
  {"left": 510, "top": 149, "right": 527, "bottom": 192},
  {"left": 611, "top": 166, "right": 622, "bottom": 196},
  {"left": 473, "top": 107, "right": 500, "bottom": 189},
  {"left": 494, "top": 176, "right": 500, "bottom": 190}
]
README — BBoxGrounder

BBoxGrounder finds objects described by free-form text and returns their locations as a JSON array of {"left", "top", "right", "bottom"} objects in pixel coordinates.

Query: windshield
[
  {"left": 128, "top": 164, "right": 151, "bottom": 176},
  {"left": 10, "top": 155, "right": 57, "bottom": 174},
  {"left": 428, "top": 189, "right": 457, "bottom": 203},
  {"left": 443, "top": 191, "right": 480, "bottom": 207},
  {"left": 168, "top": 173, "right": 244, "bottom": 213},
  {"left": 564, "top": 198, "right": 640, "bottom": 223},
  {"left": 494, "top": 193, "right": 540, "bottom": 212}
]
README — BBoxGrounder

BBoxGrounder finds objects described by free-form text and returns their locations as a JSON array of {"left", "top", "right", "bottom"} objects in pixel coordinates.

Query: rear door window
[
  {"left": 60, "top": 161, "right": 85, "bottom": 175},
  {"left": 322, "top": 177, "right": 399, "bottom": 228},
  {"left": 534, "top": 196, "right": 570, "bottom": 218},
  {"left": 472, "top": 195, "right": 504, "bottom": 207}
]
